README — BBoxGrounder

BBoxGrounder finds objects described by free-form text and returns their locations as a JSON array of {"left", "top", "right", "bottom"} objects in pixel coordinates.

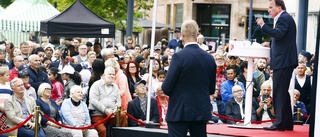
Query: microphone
[{"left": 250, "top": 27, "right": 260, "bottom": 44}]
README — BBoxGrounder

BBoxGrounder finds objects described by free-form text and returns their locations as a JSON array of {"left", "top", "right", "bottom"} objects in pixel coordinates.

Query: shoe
[
  {"left": 263, "top": 126, "right": 285, "bottom": 131},
  {"left": 285, "top": 127, "right": 293, "bottom": 131}
]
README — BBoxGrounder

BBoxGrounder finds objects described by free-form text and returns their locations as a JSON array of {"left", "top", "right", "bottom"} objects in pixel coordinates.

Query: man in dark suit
[
  {"left": 256, "top": 0, "right": 297, "bottom": 131},
  {"left": 162, "top": 20, "right": 216, "bottom": 137}
]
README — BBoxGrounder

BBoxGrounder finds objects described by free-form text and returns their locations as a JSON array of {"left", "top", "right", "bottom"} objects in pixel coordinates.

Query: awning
[
  {"left": 0, "top": 0, "right": 60, "bottom": 32},
  {"left": 137, "top": 18, "right": 171, "bottom": 28}
]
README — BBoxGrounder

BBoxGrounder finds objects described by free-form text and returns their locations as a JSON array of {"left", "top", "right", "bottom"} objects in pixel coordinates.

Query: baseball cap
[
  {"left": 18, "top": 69, "right": 28, "bottom": 78},
  {"left": 134, "top": 80, "right": 146, "bottom": 90},
  {"left": 300, "top": 50, "right": 312, "bottom": 60},
  {"left": 58, "top": 65, "right": 75, "bottom": 75},
  {"left": 155, "top": 45, "right": 161, "bottom": 50},
  {"left": 174, "top": 29, "right": 180, "bottom": 33},
  {"left": 18, "top": 64, "right": 29, "bottom": 71}
]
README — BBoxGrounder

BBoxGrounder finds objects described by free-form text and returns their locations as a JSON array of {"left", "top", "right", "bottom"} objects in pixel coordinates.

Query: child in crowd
[
  {"left": 0, "top": 64, "right": 12, "bottom": 133},
  {"left": 48, "top": 67, "right": 64, "bottom": 105}
]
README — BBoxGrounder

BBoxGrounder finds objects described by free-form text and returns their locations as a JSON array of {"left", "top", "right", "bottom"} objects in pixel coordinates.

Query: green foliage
[
  {"left": 0, "top": 0, "right": 14, "bottom": 8},
  {"left": 47, "top": 0, "right": 153, "bottom": 33}
]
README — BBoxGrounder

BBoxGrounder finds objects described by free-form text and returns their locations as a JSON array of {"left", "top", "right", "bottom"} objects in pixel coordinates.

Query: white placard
[{"left": 101, "top": 28, "right": 109, "bottom": 34}]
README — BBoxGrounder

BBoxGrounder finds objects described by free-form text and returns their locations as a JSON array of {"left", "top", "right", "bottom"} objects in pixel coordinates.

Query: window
[
  {"left": 166, "top": 4, "right": 171, "bottom": 25},
  {"left": 196, "top": 4, "right": 231, "bottom": 45},
  {"left": 175, "top": 4, "right": 183, "bottom": 28}
]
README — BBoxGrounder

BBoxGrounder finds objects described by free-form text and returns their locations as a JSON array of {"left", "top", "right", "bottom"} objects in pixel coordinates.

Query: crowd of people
[{"left": 0, "top": 19, "right": 315, "bottom": 137}]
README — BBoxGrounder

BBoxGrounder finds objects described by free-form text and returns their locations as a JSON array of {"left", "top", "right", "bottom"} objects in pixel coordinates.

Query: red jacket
[
  {"left": 155, "top": 96, "right": 169, "bottom": 122},
  {"left": 9, "top": 68, "right": 18, "bottom": 81}
]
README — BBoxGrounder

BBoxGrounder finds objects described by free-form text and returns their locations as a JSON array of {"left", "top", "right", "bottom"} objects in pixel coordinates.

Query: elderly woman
[
  {"left": 89, "top": 66, "right": 122, "bottom": 137},
  {"left": 4, "top": 78, "right": 45, "bottom": 137},
  {"left": 36, "top": 83, "right": 72, "bottom": 137},
  {"left": 105, "top": 58, "right": 132, "bottom": 127},
  {"left": 60, "top": 85, "right": 98, "bottom": 137}
]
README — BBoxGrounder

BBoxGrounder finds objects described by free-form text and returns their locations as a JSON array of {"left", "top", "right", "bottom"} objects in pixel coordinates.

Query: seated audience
[
  {"left": 89, "top": 67, "right": 123, "bottom": 137},
  {"left": 154, "top": 82, "right": 168, "bottom": 125},
  {"left": 293, "top": 89, "right": 308, "bottom": 123},
  {"left": 127, "top": 80, "right": 159, "bottom": 127},
  {"left": 4, "top": 78, "right": 45, "bottom": 137},
  {"left": 253, "top": 81, "right": 275, "bottom": 122},
  {"left": 209, "top": 88, "right": 225, "bottom": 123},
  {"left": 60, "top": 85, "right": 98, "bottom": 137},
  {"left": 225, "top": 85, "right": 256, "bottom": 124},
  {"left": 36, "top": 83, "right": 72, "bottom": 137}
]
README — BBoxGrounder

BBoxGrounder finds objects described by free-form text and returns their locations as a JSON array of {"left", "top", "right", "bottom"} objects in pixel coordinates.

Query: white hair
[
  {"left": 101, "top": 48, "right": 114, "bottom": 58},
  {"left": 70, "top": 85, "right": 82, "bottom": 98},
  {"left": 28, "top": 54, "right": 39, "bottom": 62},
  {"left": 105, "top": 58, "right": 120, "bottom": 71}
]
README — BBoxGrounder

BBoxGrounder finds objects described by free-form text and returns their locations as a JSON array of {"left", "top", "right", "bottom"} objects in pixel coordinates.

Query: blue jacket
[
  {"left": 27, "top": 66, "right": 51, "bottom": 93},
  {"left": 36, "top": 98, "right": 62, "bottom": 127},
  {"left": 162, "top": 43, "right": 216, "bottom": 122},
  {"left": 220, "top": 80, "right": 246, "bottom": 105}
]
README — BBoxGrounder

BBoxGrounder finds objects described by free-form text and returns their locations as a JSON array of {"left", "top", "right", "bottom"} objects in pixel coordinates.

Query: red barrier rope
[
  {"left": 212, "top": 112, "right": 276, "bottom": 123},
  {"left": 126, "top": 113, "right": 146, "bottom": 125},
  {"left": 43, "top": 113, "right": 114, "bottom": 130},
  {"left": 0, "top": 114, "right": 33, "bottom": 134}
]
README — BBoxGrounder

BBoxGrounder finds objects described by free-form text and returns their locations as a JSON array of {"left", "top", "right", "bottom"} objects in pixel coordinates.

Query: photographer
[{"left": 253, "top": 81, "right": 275, "bottom": 122}]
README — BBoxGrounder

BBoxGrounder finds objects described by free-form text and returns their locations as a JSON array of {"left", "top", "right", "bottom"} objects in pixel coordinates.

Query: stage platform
[{"left": 113, "top": 124, "right": 309, "bottom": 137}]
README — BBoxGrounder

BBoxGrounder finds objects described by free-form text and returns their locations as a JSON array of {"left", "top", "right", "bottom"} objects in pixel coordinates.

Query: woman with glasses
[
  {"left": 36, "top": 83, "right": 72, "bottom": 137},
  {"left": 125, "top": 60, "right": 141, "bottom": 99}
]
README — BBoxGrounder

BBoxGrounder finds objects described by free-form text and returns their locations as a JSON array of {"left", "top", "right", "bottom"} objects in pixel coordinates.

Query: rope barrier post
[
  {"left": 34, "top": 106, "right": 40, "bottom": 137},
  {"left": 116, "top": 106, "right": 121, "bottom": 127},
  {"left": 297, "top": 108, "right": 301, "bottom": 121}
]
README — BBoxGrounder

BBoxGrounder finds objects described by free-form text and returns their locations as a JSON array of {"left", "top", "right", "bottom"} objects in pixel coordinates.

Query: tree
[
  {"left": 47, "top": 0, "right": 153, "bottom": 34},
  {"left": 0, "top": 0, "right": 13, "bottom": 8}
]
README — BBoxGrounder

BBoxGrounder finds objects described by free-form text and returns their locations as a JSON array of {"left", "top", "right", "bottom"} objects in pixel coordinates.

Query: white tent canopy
[
  {"left": 0, "top": 6, "right": 4, "bottom": 13},
  {"left": 0, "top": 0, "right": 59, "bottom": 45}
]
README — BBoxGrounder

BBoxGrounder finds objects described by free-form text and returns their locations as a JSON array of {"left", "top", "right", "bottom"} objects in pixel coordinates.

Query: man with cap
[
  {"left": 226, "top": 55, "right": 241, "bottom": 76},
  {"left": 127, "top": 80, "right": 160, "bottom": 127},
  {"left": 299, "top": 50, "right": 312, "bottom": 68},
  {"left": 18, "top": 65, "right": 37, "bottom": 100},
  {"left": 27, "top": 55, "right": 51, "bottom": 93},
  {"left": 168, "top": 29, "right": 181, "bottom": 51}
]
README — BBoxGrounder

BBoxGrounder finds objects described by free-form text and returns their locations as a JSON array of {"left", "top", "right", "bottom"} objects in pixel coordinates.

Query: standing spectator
[
  {"left": 60, "top": 85, "right": 98, "bottom": 137},
  {"left": 19, "top": 41, "right": 29, "bottom": 59},
  {"left": 295, "top": 62, "right": 312, "bottom": 113},
  {"left": 213, "top": 53, "right": 227, "bottom": 100},
  {"left": 256, "top": 0, "right": 297, "bottom": 131},
  {"left": 225, "top": 85, "right": 256, "bottom": 124},
  {"left": 82, "top": 51, "right": 96, "bottom": 72},
  {"left": 73, "top": 44, "right": 88, "bottom": 65},
  {"left": 93, "top": 43, "right": 103, "bottom": 59},
  {"left": 4, "top": 78, "right": 46, "bottom": 137},
  {"left": 197, "top": 35, "right": 208, "bottom": 51},
  {"left": 125, "top": 36, "right": 134, "bottom": 50},
  {"left": 125, "top": 60, "right": 141, "bottom": 99},
  {"left": 36, "top": 83, "right": 72, "bottom": 137},
  {"left": 221, "top": 67, "right": 245, "bottom": 105},
  {"left": 253, "top": 58, "right": 270, "bottom": 88},
  {"left": 168, "top": 29, "right": 181, "bottom": 51},
  {"left": 27, "top": 54, "right": 51, "bottom": 92},
  {"left": 44, "top": 43, "right": 54, "bottom": 59},
  {"left": 237, "top": 61, "right": 260, "bottom": 97},
  {"left": 48, "top": 67, "right": 64, "bottom": 105},
  {"left": 50, "top": 48, "right": 76, "bottom": 70},
  {"left": 162, "top": 20, "right": 216, "bottom": 137},
  {"left": 135, "top": 56, "right": 146, "bottom": 76},
  {"left": 59, "top": 65, "right": 81, "bottom": 99},
  {"left": 9, "top": 55, "right": 24, "bottom": 81},
  {"left": 226, "top": 55, "right": 240, "bottom": 76},
  {"left": 0, "top": 49, "right": 11, "bottom": 69}
]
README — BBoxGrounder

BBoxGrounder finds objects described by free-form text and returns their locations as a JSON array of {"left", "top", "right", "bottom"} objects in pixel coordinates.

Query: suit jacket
[
  {"left": 162, "top": 43, "right": 216, "bottom": 122},
  {"left": 225, "top": 98, "right": 256, "bottom": 124},
  {"left": 4, "top": 95, "right": 37, "bottom": 136},
  {"left": 127, "top": 97, "right": 159, "bottom": 127},
  {"left": 260, "top": 11, "right": 298, "bottom": 70}
]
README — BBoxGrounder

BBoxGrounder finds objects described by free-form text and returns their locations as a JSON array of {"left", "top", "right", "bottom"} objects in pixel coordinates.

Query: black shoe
[
  {"left": 285, "top": 127, "right": 293, "bottom": 131},
  {"left": 263, "top": 126, "right": 285, "bottom": 131}
]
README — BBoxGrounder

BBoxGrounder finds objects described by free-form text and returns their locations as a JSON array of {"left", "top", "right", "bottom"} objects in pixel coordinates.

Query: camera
[{"left": 262, "top": 94, "right": 270, "bottom": 103}]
